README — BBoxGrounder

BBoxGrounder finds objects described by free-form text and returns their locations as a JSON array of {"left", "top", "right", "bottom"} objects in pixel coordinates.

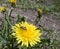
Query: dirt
[{"left": 0, "top": 8, "right": 60, "bottom": 30}]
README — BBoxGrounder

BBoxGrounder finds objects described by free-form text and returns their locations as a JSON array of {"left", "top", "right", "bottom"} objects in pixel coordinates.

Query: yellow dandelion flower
[
  {"left": 12, "top": 21, "right": 41, "bottom": 47},
  {"left": 37, "top": 8, "right": 43, "bottom": 16},
  {"left": 0, "top": 6, "right": 6, "bottom": 12},
  {"left": 8, "top": 0, "right": 16, "bottom": 4}
]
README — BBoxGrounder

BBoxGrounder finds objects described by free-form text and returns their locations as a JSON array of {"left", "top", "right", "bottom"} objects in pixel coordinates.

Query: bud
[
  {"left": 8, "top": 0, "right": 16, "bottom": 7},
  {"left": 37, "top": 8, "right": 43, "bottom": 17},
  {"left": 0, "top": 6, "right": 6, "bottom": 13}
]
